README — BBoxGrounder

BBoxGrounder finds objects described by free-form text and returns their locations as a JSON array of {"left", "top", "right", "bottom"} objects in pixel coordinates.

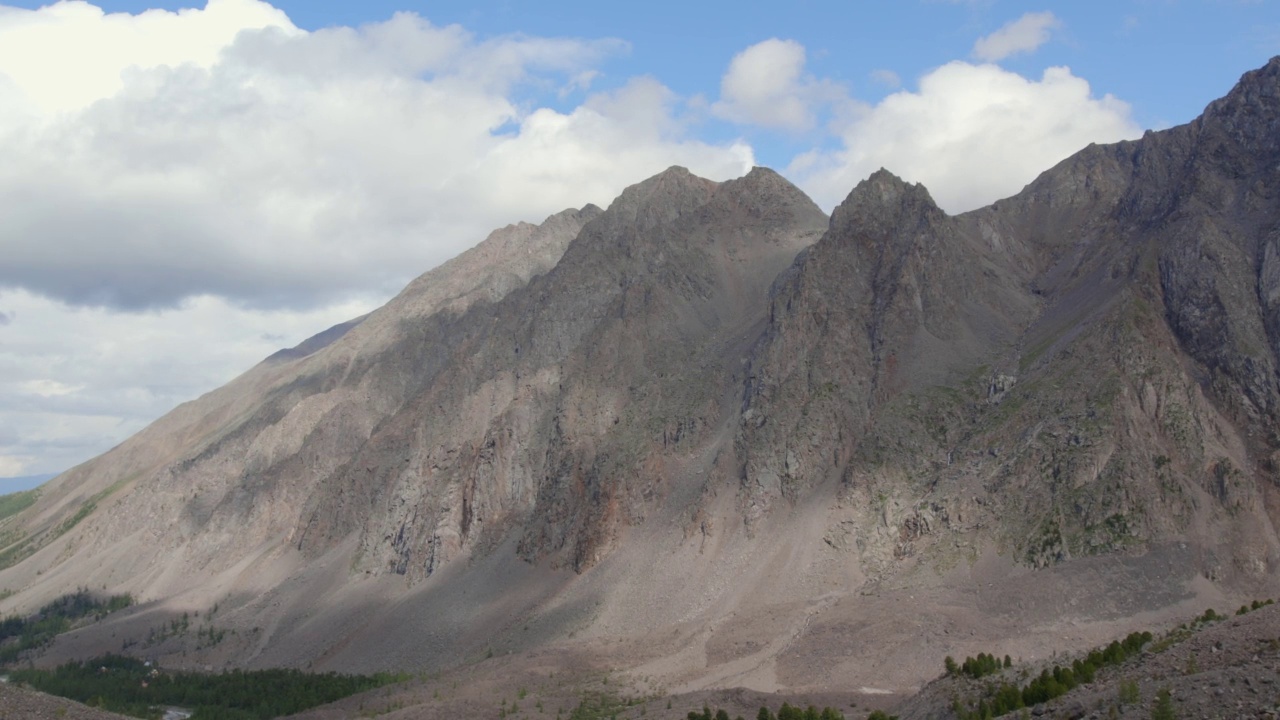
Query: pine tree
[{"left": 1151, "top": 688, "right": 1175, "bottom": 720}]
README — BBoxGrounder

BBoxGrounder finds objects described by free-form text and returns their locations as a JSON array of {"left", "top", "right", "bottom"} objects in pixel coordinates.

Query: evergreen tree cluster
[
  {"left": 0, "top": 588, "right": 133, "bottom": 664},
  {"left": 686, "top": 702, "right": 853, "bottom": 720},
  {"left": 686, "top": 707, "right": 735, "bottom": 720},
  {"left": 944, "top": 653, "right": 1011, "bottom": 680},
  {"left": 1236, "top": 599, "right": 1274, "bottom": 616},
  {"left": 10, "top": 654, "right": 405, "bottom": 720},
  {"left": 951, "top": 631, "right": 1152, "bottom": 720}
]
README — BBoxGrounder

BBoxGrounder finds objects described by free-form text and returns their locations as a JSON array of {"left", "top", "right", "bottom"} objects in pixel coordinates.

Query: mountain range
[{"left": 3, "top": 57, "right": 1280, "bottom": 700}]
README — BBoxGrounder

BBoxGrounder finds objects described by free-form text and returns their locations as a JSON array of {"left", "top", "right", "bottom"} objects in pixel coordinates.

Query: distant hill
[{"left": 0, "top": 473, "right": 57, "bottom": 494}]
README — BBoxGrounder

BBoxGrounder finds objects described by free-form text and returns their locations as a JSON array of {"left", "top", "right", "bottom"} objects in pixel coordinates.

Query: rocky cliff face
[
  {"left": 737, "top": 170, "right": 1040, "bottom": 523},
  {"left": 273, "top": 166, "right": 826, "bottom": 579},
  {"left": 730, "top": 60, "right": 1280, "bottom": 583},
  {"left": 5, "top": 59, "right": 1280, "bottom": 694},
  {"left": 0, "top": 203, "right": 601, "bottom": 600}
]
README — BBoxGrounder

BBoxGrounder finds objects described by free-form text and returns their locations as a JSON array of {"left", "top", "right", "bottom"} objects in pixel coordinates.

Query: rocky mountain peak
[
  {"left": 1194, "top": 55, "right": 1280, "bottom": 169},
  {"left": 597, "top": 165, "right": 721, "bottom": 236},
  {"left": 830, "top": 169, "right": 940, "bottom": 234},
  {"left": 714, "top": 166, "right": 827, "bottom": 227},
  {"left": 735, "top": 165, "right": 802, "bottom": 193},
  {"left": 824, "top": 169, "right": 945, "bottom": 255},
  {"left": 857, "top": 167, "right": 933, "bottom": 202},
  {"left": 1207, "top": 55, "right": 1280, "bottom": 115}
]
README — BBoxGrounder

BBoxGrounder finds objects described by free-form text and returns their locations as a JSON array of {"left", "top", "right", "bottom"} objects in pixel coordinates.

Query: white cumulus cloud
[
  {"left": 0, "top": 2, "right": 752, "bottom": 312},
  {"left": 711, "top": 38, "right": 846, "bottom": 131},
  {"left": 791, "top": 62, "right": 1141, "bottom": 214},
  {"left": 972, "top": 11, "right": 1061, "bottom": 62},
  {"left": 0, "top": 0, "right": 297, "bottom": 115}
]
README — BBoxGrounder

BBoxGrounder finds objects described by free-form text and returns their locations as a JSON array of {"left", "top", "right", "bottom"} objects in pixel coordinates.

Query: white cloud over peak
[
  {"left": 972, "top": 11, "right": 1061, "bottom": 62},
  {"left": 711, "top": 38, "right": 846, "bottom": 131},
  {"left": 791, "top": 61, "right": 1140, "bottom": 214},
  {"left": 0, "top": 3, "right": 751, "bottom": 312}
]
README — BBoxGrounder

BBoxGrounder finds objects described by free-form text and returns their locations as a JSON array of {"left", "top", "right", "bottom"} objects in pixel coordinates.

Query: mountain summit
[{"left": 4, "top": 59, "right": 1280, "bottom": 695}]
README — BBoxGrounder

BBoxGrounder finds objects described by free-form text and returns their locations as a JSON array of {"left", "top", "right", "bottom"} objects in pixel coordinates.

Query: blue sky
[
  {"left": 0, "top": 0, "right": 1277, "bottom": 489},
  {"left": 5, "top": 0, "right": 1274, "bottom": 167},
  {"left": 338, "top": 1, "right": 1276, "bottom": 130}
]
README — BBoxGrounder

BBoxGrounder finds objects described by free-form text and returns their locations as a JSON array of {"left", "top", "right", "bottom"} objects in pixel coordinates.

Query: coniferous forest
[
  {"left": 9, "top": 654, "right": 406, "bottom": 720},
  {"left": 0, "top": 588, "right": 133, "bottom": 663}
]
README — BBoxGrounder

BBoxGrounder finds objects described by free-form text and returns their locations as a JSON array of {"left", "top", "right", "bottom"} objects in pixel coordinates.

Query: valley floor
[{"left": 283, "top": 602, "right": 1280, "bottom": 720}]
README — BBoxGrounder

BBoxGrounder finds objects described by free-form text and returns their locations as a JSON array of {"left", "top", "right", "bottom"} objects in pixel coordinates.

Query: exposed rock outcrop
[{"left": 5, "top": 59, "right": 1280, "bottom": 695}]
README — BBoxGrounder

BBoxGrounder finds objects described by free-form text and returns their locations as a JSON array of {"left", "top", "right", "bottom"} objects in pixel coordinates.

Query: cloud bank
[{"left": 0, "top": 0, "right": 752, "bottom": 312}]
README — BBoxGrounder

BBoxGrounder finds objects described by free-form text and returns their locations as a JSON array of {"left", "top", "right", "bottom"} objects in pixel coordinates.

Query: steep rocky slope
[
  {"left": 4, "top": 58, "right": 1280, "bottom": 699},
  {"left": 736, "top": 53, "right": 1280, "bottom": 585},
  {"left": 893, "top": 602, "right": 1280, "bottom": 720},
  {"left": 0, "top": 203, "right": 600, "bottom": 618}
]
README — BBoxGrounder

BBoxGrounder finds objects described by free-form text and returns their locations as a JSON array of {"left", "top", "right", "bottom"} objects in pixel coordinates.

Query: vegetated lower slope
[
  {"left": 895, "top": 600, "right": 1280, "bottom": 720},
  {"left": 0, "top": 589, "right": 133, "bottom": 664},
  {"left": 0, "top": 680, "right": 132, "bottom": 720},
  {"left": 10, "top": 654, "right": 404, "bottom": 720},
  {"left": 2, "top": 58, "right": 1280, "bottom": 699}
]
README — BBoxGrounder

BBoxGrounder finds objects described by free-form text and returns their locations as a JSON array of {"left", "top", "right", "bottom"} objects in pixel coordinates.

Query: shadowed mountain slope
[{"left": 4, "top": 58, "right": 1280, "bottom": 698}]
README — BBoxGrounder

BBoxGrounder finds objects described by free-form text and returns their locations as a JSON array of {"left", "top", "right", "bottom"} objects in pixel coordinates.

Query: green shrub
[{"left": 1150, "top": 688, "right": 1175, "bottom": 720}]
